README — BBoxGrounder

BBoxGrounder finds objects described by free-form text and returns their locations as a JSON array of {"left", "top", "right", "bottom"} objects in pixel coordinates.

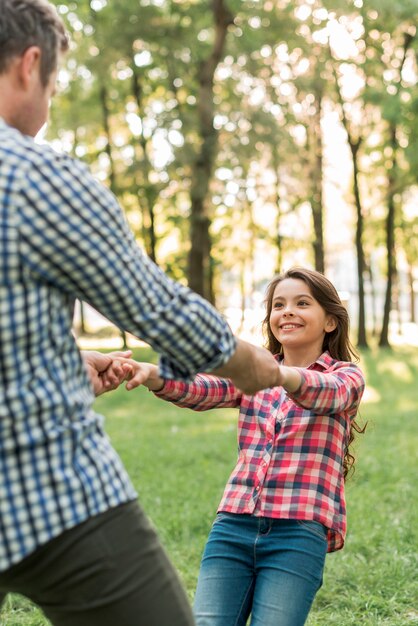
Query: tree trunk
[
  {"left": 272, "top": 151, "right": 283, "bottom": 274},
  {"left": 408, "top": 262, "right": 416, "bottom": 323},
  {"left": 330, "top": 50, "right": 369, "bottom": 347},
  {"left": 99, "top": 84, "right": 127, "bottom": 349},
  {"left": 99, "top": 85, "right": 117, "bottom": 195},
  {"left": 131, "top": 66, "right": 157, "bottom": 263},
  {"left": 238, "top": 261, "right": 246, "bottom": 335},
  {"left": 69, "top": 124, "right": 88, "bottom": 337},
  {"left": 247, "top": 201, "right": 257, "bottom": 297},
  {"left": 309, "top": 85, "right": 325, "bottom": 273},
  {"left": 379, "top": 32, "right": 414, "bottom": 348},
  {"left": 352, "top": 141, "right": 369, "bottom": 348},
  {"left": 379, "top": 126, "right": 397, "bottom": 348},
  {"left": 366, "top": 259, "right": 378, "bottom": 337},
  {"left": 187, "top": 0, "right": 234, "bottom": 302},
  {"left": 79, "top": 301, "right": 87, "bottom": 335}
]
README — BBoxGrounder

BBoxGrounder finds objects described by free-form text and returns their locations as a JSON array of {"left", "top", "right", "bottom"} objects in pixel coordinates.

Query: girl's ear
[{"left": 325, "top": 316, "right": 337, "bottom": 333}]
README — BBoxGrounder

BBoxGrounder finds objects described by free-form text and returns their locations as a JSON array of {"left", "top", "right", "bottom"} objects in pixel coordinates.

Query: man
[{"left": 0, "top": 1, "right": 281, "bottom": 625}]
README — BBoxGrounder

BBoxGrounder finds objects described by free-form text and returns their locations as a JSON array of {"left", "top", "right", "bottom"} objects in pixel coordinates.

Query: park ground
[{"left": 1, "top": 344, "right": 417, "bottom": 626}]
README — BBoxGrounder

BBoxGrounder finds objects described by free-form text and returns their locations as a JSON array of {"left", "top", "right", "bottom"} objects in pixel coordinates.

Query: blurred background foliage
[{"left": 47, "top": 0, "right": 418, "bottom": 349}]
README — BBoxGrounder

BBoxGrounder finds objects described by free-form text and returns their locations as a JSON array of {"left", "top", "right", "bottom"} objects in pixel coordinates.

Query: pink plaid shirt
[{"left": 156, "top": 351, "right": 365, "bottom": 552}]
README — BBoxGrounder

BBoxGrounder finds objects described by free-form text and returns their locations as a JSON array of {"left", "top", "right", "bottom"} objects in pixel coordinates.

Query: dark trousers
[{"left": 0, "top": 501, "right": 195, "bottom": 626}]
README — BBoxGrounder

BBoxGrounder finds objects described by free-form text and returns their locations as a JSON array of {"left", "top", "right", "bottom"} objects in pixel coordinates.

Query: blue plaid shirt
[{"left": 0, "top": 117, "right": 236, "bottom": 571}]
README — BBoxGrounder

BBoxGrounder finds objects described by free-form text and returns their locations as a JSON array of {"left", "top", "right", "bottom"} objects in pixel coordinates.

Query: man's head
[
  {"left": 0, "top": 0, "right": 69, "bottom": 86},
  {"left": 0, "top": 0, "right": 69, "bottom": 136}
]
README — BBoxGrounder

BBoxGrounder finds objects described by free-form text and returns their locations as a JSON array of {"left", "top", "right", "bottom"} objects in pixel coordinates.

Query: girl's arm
[
  {"left": 274, "top": 366, "right": 302, "bottom": 394},
  {"left": 114, "top": 359, "right": 241, "bottom": 410},
  {"left": 154, "top": 373, "right": 241, "bottom": 410},
  {"left": 282, "top": 362, "right": 365, "bottom": 416}
]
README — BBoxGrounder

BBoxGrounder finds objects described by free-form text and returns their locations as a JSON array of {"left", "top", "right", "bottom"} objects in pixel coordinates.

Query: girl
[{"left": 124, "top": 267, "right": 366, "bottom": 626}]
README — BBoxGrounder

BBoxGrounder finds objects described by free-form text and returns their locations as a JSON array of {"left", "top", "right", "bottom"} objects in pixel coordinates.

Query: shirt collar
[{"left": 274, "top": 350, "right": 334, "bottom": 370}]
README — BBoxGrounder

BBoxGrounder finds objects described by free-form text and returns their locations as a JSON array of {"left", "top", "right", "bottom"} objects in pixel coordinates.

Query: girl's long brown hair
[{"left": 262, "top": 267, "right": 366, "bottom": 479}]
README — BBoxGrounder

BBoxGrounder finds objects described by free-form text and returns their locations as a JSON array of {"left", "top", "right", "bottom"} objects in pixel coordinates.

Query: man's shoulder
[{"left": 0, "top": 121, "right": 85, "bottom": 178}]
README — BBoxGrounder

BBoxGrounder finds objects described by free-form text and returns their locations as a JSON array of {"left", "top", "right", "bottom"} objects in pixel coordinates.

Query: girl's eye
[
  {"left": 298, "top": 301, "right": 309, "bottom": 306},
  {"left": 273, "top": 302, "right": 283, "bottom": 309}
]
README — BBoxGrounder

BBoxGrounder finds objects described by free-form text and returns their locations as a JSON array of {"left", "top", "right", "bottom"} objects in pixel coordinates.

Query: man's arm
[
  {"left": 93, "top": 342, "right": 284, "bottom": 396},
  {"left": 18, "top": 154, "right": 235, "bottom": 381},
  {"left": 17, "top": 152, "right": 276, "bottom": 394}
]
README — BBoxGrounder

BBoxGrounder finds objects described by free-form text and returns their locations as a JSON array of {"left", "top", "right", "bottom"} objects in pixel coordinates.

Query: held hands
[
  {"left": 120, "top": 345, "right": 302, "bottom": 396},
  {"left": 82, "top": 342, "right": 302, "bottom": 398},
  {"left": 82, "top": 350, "right": 164, "bottom": 395},
  {"left": 81, "top": 350, "right": 135, "bottom": 396}
]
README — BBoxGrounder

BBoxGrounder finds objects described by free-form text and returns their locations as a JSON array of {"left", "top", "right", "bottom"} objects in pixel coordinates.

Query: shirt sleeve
[
  {"left": 287, "top": 362, "right": 365, "bottom": 417},
  {"left": 14, "top": 149, "right": 236, "bottom": 380},
  {"left": 154, "top": 374, "right": 241, "bottom": 410}
]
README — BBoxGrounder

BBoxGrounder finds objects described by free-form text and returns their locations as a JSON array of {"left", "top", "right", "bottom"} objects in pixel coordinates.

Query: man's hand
[
  {"left": 211, "top": 338, "right": 283, "bottom": 395},
  {"left": 81, "top": 350, "right": 133, "bottom": 396}
]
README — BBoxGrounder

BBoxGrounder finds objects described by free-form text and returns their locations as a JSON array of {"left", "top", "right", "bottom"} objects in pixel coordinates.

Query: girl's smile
[{"left": 279, "top": 323, "right": 303, "bottom": 331}]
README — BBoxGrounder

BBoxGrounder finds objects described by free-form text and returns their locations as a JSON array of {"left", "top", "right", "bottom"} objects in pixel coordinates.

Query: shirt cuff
[
  {"left": 153, "top": 379, "right": 181, "bottom": 399},
  {"left": 158, "top": 332, "right": 237, "bottom": 382}
]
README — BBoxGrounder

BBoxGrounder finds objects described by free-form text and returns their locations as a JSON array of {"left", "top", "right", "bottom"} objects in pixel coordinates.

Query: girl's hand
[{"left": 122, "top": 361, "right": 164, "bottom": 392}]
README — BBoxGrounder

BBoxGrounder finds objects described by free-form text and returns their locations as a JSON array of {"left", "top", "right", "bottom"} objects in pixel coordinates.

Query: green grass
[{"left": 1, "top": 346, "right": 417, "bottom": 625}]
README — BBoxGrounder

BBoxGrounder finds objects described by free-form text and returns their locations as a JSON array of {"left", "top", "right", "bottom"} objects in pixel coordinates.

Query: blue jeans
[{"left": 193, "top": 513, "right": 327, "bottom": 626}]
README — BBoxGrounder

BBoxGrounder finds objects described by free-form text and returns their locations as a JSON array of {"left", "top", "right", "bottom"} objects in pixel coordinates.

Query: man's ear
[
  {"left": 18, "top": 46, "right": 42, "bottom": 90},
  {"left": 325, "top": 316, "right": 337, "bottom": 333}
]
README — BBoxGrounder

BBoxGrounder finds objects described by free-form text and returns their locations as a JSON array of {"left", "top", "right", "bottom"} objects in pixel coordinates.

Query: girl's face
[{"left": 269, "top": 278, "right": 336, "bottom": 360}]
